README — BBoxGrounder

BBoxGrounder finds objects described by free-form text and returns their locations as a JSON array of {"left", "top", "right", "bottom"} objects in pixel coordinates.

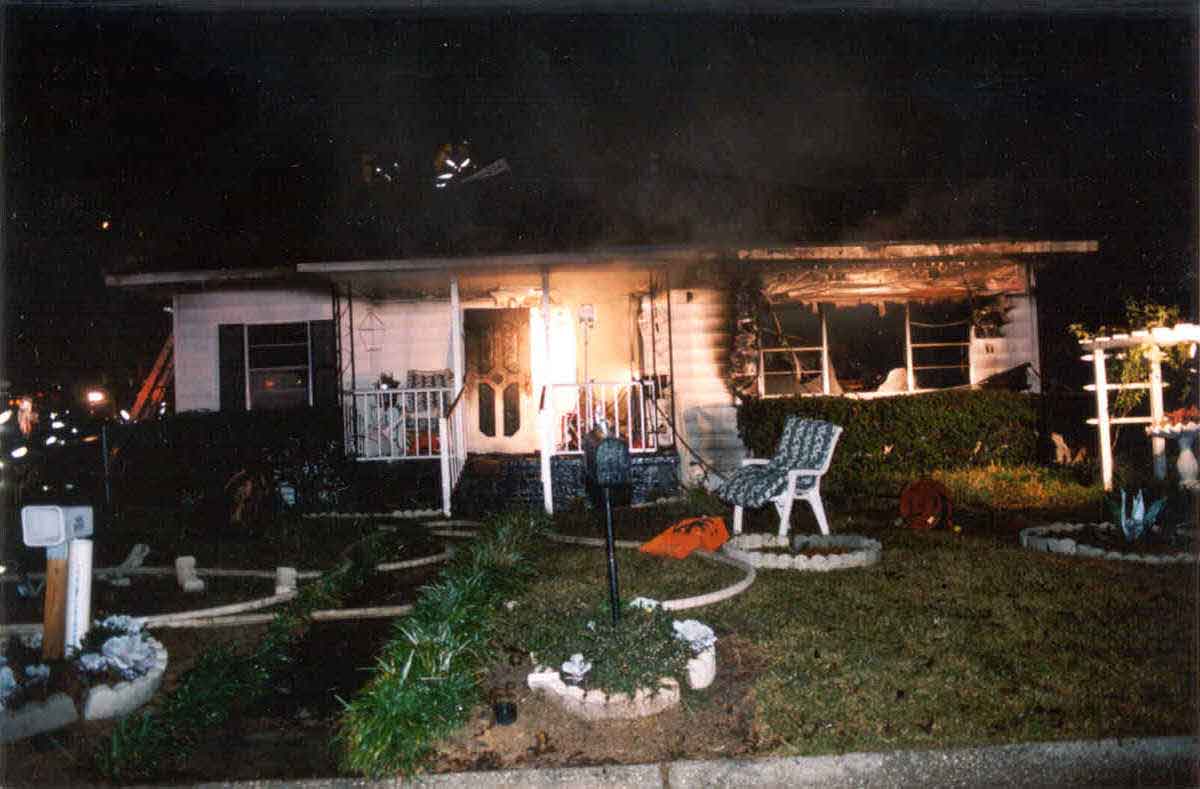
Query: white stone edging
[
  {"left": 527, "top": 645, "right": 715, "bottom": 721},
  {"left": 81, "top": 637, "right": 168, "bottom": 720},
  {"left": 303, "top": 508, "right": 443, "bottom": 520},
  {"left": 1, "top": 636, "right": 167, "bottom": 744},
  {"left": 1019, "top": 522, "right": 1196, "bottom": 565},
  {"left": 545, "top": 532, "right": 757, "bottom": 611},
  {"left": 722, "top": 533, "right": 882, "bottom": 571}
]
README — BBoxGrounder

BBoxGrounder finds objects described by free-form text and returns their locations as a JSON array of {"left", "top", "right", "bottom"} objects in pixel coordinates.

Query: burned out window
[
  {"left": 825, "top": 303, "right": 907, "bottom": 393},
  {"left": 757, "top": 302, "right": 825, "bottom": 397},
  {"left": 908, "top": 301, "right": 971, "bottom": 389},
  {"left": 749, "top": 299, "right": 974, "bottom": 397}
]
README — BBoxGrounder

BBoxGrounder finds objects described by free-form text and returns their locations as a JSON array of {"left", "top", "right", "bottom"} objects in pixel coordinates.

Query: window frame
[{"left": 755, "top": 301, "right": 973, "bottom": 398}]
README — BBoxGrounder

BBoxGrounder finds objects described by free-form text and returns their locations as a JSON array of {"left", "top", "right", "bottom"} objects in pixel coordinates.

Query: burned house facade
[{"left": 107, "top": 239, "right": 1095, "bottom": 514}]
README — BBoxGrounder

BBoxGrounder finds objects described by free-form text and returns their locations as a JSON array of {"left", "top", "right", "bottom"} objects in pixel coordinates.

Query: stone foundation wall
[{"left": 452, "top": 452, "right": 680, "bottom": 516}]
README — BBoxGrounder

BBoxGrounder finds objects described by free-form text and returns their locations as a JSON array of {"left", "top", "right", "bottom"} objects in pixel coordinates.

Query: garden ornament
[
  {"left": 898, "top": 479, "right": 954, "bottom": 530},
  {"left": 1110, "top": 488, "right": 1167, "bottom": 543}
]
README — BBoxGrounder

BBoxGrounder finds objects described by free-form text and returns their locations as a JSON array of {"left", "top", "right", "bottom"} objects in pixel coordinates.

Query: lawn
[
  {"left": 4, "top": 480, "right": 1194, "bottom": 782},
  {"left": 512, "top": 495, "right": 1196, "bottom": 756}
]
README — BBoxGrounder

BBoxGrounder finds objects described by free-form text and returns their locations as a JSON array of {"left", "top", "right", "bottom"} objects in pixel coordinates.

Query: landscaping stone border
[
  {"left": 1019, "top": 522, "right": 1196, "bottom": 564},
  {"left": 1, "top": 636, "right": 167, "bottom": 744},
  {"left": 545, "top": 532, "right": 757, "bottom": 611},
  {"left": 527, "top": 645, "right": 715, "bottom": 721},
  {"left": 723, "top": 533, "right": 882, "bottom": 571}
]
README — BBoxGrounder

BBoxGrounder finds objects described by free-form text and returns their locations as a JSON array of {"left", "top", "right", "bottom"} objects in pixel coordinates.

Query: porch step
[{"left": 451, "top": 454, "right": 544, "bottom": 516}]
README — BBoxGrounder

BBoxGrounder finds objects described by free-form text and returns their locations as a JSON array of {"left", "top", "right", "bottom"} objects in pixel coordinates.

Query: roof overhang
[
  {"left": 104, "top": 267, "right": 299, "bottom": 293},
  {"left": 296, "top": 244, "right": 722, "bottom": 277},
  {"left": 106, "top": 240, "right": 1098, "bottom": 300},
  {"left": 739, "top": 240, "right": 1098, "bottom": 261}
]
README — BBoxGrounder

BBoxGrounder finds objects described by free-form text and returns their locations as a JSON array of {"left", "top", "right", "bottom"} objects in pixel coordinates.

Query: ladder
[{"left": 130, "top": 336, "right": 174, "bottom": 420}]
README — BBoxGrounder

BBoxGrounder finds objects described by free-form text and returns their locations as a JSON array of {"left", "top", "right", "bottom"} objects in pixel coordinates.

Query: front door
[{"left": 464, "top": 308, "right": 535, "bottom": 452}]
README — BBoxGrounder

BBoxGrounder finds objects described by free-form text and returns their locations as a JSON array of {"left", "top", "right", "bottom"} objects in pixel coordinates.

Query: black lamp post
[{"left": 583, "top": 428, "right": 631, "bottom": 625}]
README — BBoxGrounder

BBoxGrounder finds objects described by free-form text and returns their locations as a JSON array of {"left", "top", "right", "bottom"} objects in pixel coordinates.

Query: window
[
  {"left": 219, "top": 321, "right": 335, "bottom": 411},
  {"left": 752, "top": 300, "right": 972, "bottom": 397}
]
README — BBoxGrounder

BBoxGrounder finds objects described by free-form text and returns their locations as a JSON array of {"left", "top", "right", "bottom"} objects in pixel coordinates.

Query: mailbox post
[
  {"left": 21, "top": 505, "right": 95, "bottom": 660},
  {"left": 583, "top": 428, "right": 631, "bottom": 625}
]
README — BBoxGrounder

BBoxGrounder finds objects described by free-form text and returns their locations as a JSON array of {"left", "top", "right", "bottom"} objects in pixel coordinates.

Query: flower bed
[
  {"left": 1020, "top": 522, "right": 1196, "bottom": 564},
  {"left": 722, "top": 533, "right": 882, "bottom": 571},
  {"left": 526, "top": 609, "right": 717, "bottom": 720},
  {"left": 1, "top": 617, "right": 167, "bottom": 744}
]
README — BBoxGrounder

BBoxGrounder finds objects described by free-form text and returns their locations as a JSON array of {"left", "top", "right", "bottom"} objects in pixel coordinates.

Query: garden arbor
[{"left": 1081, "top": 322, "right": 1200, "bottom": 490}]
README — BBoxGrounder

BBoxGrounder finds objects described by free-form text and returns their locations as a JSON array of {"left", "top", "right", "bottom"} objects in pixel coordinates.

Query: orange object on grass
[{"left": 639, "top": 516, "right": 730, "bottom": 559}]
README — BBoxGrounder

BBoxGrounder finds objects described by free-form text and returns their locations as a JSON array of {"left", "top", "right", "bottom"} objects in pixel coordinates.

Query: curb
[{"left": 171, "top": 736, "right": 1197, "bottom": 789}]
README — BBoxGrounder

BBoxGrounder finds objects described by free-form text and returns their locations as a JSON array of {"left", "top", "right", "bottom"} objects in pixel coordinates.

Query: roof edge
[{"left": 739, "top": 240, "right": 1099, "bottom": 261}]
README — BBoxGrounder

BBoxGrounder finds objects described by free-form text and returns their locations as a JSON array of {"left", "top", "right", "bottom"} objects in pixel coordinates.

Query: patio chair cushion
[
  {"left": 406, "top": 368, "right": 453, "bottom": 389},
  {"left": 717, "top": 417, "right": 839, "bottom": 508}
]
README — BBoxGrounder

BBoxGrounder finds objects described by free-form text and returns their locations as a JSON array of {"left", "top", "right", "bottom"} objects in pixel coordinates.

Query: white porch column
[
  {"left": 540, "top": 267, "right": 554, "bottom": 514},
  {"left": 820, "top": 306, "right": 831, "bottom": 395},
  {"left": 904, "top": 302, "right": 915, "bottom": 392}
]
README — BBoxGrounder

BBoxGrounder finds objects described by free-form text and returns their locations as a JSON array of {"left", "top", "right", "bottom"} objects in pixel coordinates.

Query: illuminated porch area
[{"left": 297, "top": 250, "right": 685, "bottom": 515}]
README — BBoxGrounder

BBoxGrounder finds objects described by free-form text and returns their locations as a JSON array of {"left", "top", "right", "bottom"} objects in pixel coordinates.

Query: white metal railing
[
  {"left": 544, "top": 380, "right": 662, "bottom": 455},
  {"left": 347, "top": 387, "right": 452, "bottom": 461},
  {"left": 439, "top": 385, "right": 467, "bottom": 516}
]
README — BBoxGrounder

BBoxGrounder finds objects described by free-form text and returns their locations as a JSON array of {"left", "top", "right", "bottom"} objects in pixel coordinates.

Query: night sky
[{"left": 2, "top": 4, "right": 1196, "bottom": 403}]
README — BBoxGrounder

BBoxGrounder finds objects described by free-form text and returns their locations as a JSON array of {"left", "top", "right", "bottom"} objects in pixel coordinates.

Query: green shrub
[{"left": 736, "top": 390, "right": 1039, "bottom": 494}]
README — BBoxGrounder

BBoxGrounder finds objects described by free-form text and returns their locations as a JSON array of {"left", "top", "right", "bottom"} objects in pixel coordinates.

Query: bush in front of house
[
  {"left": 736, "top": 390, "right": 1039, "bottom": 495},
  {"left": 336, "top": 510, "right": 550, "bottom": 779}
]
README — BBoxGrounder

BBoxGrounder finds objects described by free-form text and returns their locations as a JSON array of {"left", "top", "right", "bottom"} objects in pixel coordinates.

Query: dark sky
[{"left": 2, "top": 4, "right": 1196, "bottom": 398}]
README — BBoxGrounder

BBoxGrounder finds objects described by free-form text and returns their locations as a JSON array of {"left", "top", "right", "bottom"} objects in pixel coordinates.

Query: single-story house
[{"left": 106, "top": 238, "right": 1097, "bottom": 515}]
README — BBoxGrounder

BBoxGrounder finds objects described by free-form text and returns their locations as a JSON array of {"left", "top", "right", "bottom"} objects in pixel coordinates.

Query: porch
[
  {"left": 302, "top": 257, "right": 684, "bottom": 517},
  {"left": 342, "top": 378, "right": 678, "bottom": 515}
]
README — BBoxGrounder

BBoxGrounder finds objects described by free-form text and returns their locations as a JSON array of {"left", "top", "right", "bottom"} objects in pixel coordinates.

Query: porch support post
[
  {"left": 1148, "top": 344, "right": 1166, "bottom": 481},
  {"left": 1091, "top": 346, "right": 1114, "bottom": 491},
  {"left": 440, "top": 417, "right": 452, "bottom": 517},
  {"left": 450, "top": 278, "right": 465, "bottom": 395},
  {"left": 540, "top": 266, "right": 554, "bottom": 514},
  {"left": 820, "top": 305, "right": 830, "bottom": 395},
  {"left": 444, "top": 278, "right": 465, "bottom": 517},
  {"left": 904, "top": 302, "right": 915, "bottom": 392}
]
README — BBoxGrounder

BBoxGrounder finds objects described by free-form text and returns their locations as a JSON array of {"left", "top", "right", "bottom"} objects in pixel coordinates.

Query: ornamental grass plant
[{"left": 335, "top": 510, "right": 549, "bottom": 778}]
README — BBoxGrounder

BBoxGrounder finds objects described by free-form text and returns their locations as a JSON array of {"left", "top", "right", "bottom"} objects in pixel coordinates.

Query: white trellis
[{"left": 1080, "top": 322, "right": 1200, "bottom": 490}]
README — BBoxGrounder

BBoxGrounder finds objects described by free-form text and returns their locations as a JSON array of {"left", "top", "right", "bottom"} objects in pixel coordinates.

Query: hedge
[{"left": 736, "top": 390, "right": 1039, "bottom": 492}]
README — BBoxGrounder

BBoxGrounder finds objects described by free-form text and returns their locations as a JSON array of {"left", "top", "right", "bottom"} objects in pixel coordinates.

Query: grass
[
  {"left": 524, "top": 508, "right": 1196, "bottom": 756},
  {"left": 931, "top": 465, "right": 1104, "bottom": 513}
]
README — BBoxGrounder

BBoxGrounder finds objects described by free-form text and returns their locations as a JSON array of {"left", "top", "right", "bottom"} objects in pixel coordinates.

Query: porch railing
[
  {"left": 439, "top": 385, "right": 467, "bottom": 516},
  {"left": 345, "top": 387, "right": 452, "bottom": 461},
  {"left": 544, "top": 380, "right": 663, "bottom": 455}
]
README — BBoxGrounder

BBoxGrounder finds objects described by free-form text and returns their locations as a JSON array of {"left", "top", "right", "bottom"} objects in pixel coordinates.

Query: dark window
[
  {"left": 478, "top": 382, "right": 495, "bottom": 436},
  {"left": 503, "top": 383, "right": 520, "bottom": 436},
  {"left": 219, "top": 320, "right": 335, "bottom": 412}
]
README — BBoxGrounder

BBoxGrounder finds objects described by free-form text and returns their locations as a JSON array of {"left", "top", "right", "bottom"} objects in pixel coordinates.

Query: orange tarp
[{"left": 639, "top": 516, "right": 730, "bottom": 560}]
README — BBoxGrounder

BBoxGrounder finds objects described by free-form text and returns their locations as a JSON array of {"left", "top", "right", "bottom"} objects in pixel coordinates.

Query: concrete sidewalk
[{"left": 193, "top": 736, "right": 1197, "bottom": 788}]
